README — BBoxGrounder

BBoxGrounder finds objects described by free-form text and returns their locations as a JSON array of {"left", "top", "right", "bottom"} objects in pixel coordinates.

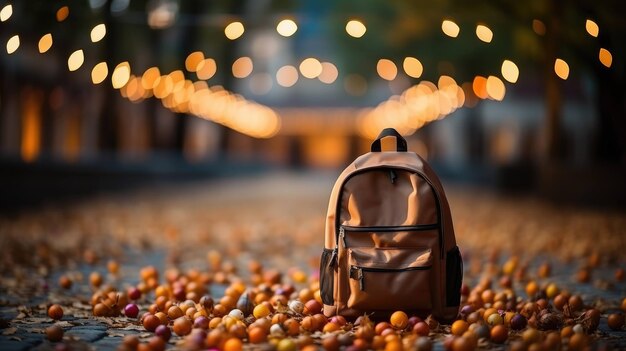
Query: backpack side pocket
[
  {"left": 320, "top": 248, "right": 336, "bottom": 305},
  {"left": 446, "top": 246, "right": 463, "bottom": 307}
]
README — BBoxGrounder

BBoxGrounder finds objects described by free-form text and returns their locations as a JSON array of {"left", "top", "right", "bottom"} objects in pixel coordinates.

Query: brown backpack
[{"left": 320, "top": 128, "right": 462, "bottom": 322}]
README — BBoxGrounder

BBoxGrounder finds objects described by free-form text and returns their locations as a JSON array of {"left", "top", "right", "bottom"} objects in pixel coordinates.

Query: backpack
[{"left": 319, "top": 128, "right": 462, "bottom": 322}]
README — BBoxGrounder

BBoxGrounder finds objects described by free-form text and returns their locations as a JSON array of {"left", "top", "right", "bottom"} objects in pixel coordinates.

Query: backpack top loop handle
[{"left": 370, "top": 128, "right": 408, "bottom": 152}]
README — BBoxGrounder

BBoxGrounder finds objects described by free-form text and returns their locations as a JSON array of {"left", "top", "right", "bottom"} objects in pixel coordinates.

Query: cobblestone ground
[{"left": 0, "top": 172, "right": 624, "bottom": 350}]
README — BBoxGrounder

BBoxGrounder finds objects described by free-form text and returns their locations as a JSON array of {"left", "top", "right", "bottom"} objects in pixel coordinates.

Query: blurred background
[{"left": 1, "top": 0, "right": 625, "bottom": 209}]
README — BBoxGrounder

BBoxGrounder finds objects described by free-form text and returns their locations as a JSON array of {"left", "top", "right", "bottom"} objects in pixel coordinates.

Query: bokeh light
[
  {"left": 345, "top": 20, "right": 366, "bottom": 38},
  {"left": 299, "top": 58, "right": 322, "bottom": 79},
  {"left": 90, "top": 24, "right": 106, "bottom": 43},
  {"left": 476, "top": 24, "right": 493, "bottom": 43},
  {"left": 56, "top": 6, "right": 69, "bottom": 22},
  {"left": 38, "top": 33, "right": 53, "bottom": 53},
  {"left": 6, "top": 34, "right": 19, "bottom": 54},
  {"left": 442, "top": 20, "right": 460, "bottom": 38},
  {"left": 501, "top": 60, "right": 519, "bottom": 83},
  {"left": 141, "top": 67, "right": 160, "bottom": 90},
  {"left": 185, "top": 51, "right": 204, "bottom": 72},
  {"left": 196, "top": 58, "right": 217, "bottom": 80},
  {"left": 91, "top": 62, "right": 108, "bottom": 84},
  {"left": 472, "top": 76, "right": 488, "bottom": 99},
  {"left": 0, "top": 4, "right": 12, "bottom": 22},
  {"left": 532, "top": 19, "right": 546, "bottom": 35},
  {"left": 486, "top": 76, "right": 506, "bottom": 101},
  {"left": 585, "top": 19, "right": 599, "bottom": 37},
  {"left": 232, "top": 57, "right": 253, "bottom": 78},
  {"left": 276, "top": 65, "right": 299, "bottom": 87},
  {"left": 225, "top": 21, "right": 245, "bottom": 40},
  {"left": 599, "top": 48, "right": 612, "bottom": 68},
  {"left": 112, "top": 62, "right": 131, "bottom": 89},
  {"left": 554, "top": 58, "right": 570, "bottom": 80},
  {"left": 377, "top": 59, "right": 397, "bottom": 81},
  {"left": 318, "top": 62, "right": 338, "bottom": 84},
  {"left": 67, "top": 50, "right": 84, "bottom": 71},
  {"left": 403, "top": 57, "right": 423, "bottom": 78},
  {"left": 276, "top": 19, "right": 298, "bottom": 37}
]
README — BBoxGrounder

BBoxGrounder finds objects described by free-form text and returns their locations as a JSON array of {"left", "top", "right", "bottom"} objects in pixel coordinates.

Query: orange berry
[
  {"left": 223, "top": 337, "right": 243, "bottom": 351},
  {"left": 451, "top": 320, "right": 469, "bottom": 336},
  {"left": 48, "top": 304, "right": 64, "bottom": 320},
  {"left": 389, "top": 311, "right": 409, "bottom": 329},
  {"left": 490, "top": 325, "right": 508, "bottom": 344}
]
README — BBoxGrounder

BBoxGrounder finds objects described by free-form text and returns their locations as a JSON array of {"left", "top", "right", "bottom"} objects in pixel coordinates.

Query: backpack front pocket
[{"left": 346, "top": 247, "right": 432, "bottom": 311}]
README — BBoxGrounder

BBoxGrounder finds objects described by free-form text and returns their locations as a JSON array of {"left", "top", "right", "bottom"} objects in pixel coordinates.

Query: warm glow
[
  {"left": 67, "top": 50, "right": 84, "bottom": 71},
  {"left": 276, "top": 65, "right": 299, "bottom": 87},
  {"left": 141, "top": 67, "right": 160, "bottom": 89},
  {"left": 442, "top": 20, "right": 460, "bottom": 38},
  {"left": 196, "top": 58, "right": 217, "bottom": 80},
  {"left": 554, "top": 58, "right": 569, "bottom": 80},
  {"left": 346, "top": 20, "right": 366, "bottom": 38},
  {"left": 403, "top": 57, "right": 423, "bottom": 78},
  {"left": 225, "top": 21, "right": 245, "bottom": 40},
  {"left": 318, "top": 62, "right": 338, "bottom": 84},
  {"left": 21, "top": 92, "right": 42, "bottom": 162},
  {"left": 476, "top": 24, "right": 493, "bottom": 43},
  {"left": 501, "top": 60, "right": 519, "bottom": 83},
  {"left": 232, "top": 57, "right": 253, "bottom": 78},
  {"left": 91, "top": 62, "right": 108, "bottom": 84},
  {"left": 276, "top": 19, "right": 298, "bottom": 37},
  {"left": 153, "top": 75, "right": 173, "bottom": 98},
  {"left": 185, "top": 51, "right": 204, "bottom": 72},
  {"left": 299, "top": 58, "right": 323, "bottom": 79},
  {"left": 6, "top": 35, "right": 19, "bottom": 54},
  {"left": 90, "top": 23, "right": 106, "bottom": 43},
  {"left": 599, "top": 48, "right": 612, "bottom": 68},
  {"left": 112, "top": 61, "right": 131, "bottom": 89},
  {"left": 56, "top": 6, "right": 69, "bottom": 22},
  {"left": 532, "top": 19, "right": 546, "bottom": 35},
  {"left": 38, "top": 33, "right": 53, "bottom": 53},
  {"left": 486, "top": 76, "right": 506, "bottom": 101},
  {"left": 377, "top": 59, "right": 397, "bottom": 81},
  {"left": 472, "top": 76, "right": 488, "bottom": 99},
  {"left": 0, "top": 4, "right": 12, "bottom": 22},
  {"left": 585, "top": 19, "right": 599, "bottom": 37}
]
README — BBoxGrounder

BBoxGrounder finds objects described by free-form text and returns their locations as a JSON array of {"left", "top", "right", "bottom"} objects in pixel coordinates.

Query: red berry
[{"left": 124, "top": 304, "right": 139, "bottom": 318}]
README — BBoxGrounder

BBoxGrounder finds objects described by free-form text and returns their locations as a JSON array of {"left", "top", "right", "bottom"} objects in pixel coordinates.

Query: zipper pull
[
  {"left": 328, "top": 248, "right": 337, "bottom": 268},
  {"left": 357, "top": 268, "right": 364, "bottom": 291},
  {"left": 339, "top": 227, "right": 346, "bottom": 247},
  {"left": 389, "top": 169, "right": 397, "bottom": 184}
]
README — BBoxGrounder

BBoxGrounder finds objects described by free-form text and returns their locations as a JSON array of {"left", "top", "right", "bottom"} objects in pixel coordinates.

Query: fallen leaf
[{"left": 2, "top": 327, "right": 17, "bottom": 335}]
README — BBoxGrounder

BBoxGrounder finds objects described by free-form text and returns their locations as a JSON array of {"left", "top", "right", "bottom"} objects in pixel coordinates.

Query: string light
[
  {"left": 196, "top": 58, "right": 217, "bottom": 80},
  {"left": 276, "top": 19, "right": 298, "bottom": 37},
  {"left": 403, "top": 57, "right": 423, "bottom": 78},
  {"left": 554, "top": 58, "right": 569, "bottom": 80},
  {"left": 276, "top": 65, "right": 299, "bottom": 87},
  {"left": 91, "top": 62, "right": 108, "bottom": 84},
  {"left": 67, "top": 49, "right": 84, "bottom": 71},
  {"left": 185, "top": 51, "right": 204, "bottom": 72},
  {"left": 232, "top": 57, "right": 253, "bottom": 78},
  {"left": 299, "top": 58, "right": 322, "bottom": 79},
  {"left": 90, "top": 24, "right": 106, "bottom": 43},
  {"left": 346, "top": 20, "right": 366, "bottom": 38},
  {"left": 112, "top": 62, "right": 131, "bottom": 89},
  {"left": 0, "top": 4, "right": 12, "bottom": 22},
  {"left": 476, "top": 24, "right": 493, "bottom": 43},
  {"left": 56, "top": 6, "right": 69, "bottom": 22},
  {"left": 377, "top": 59, "right": 397, "bottom": 81},
  {"left": 38, "top": 34, "right": 53, "bottom": 53},
  {"left": 318, "top": 62, "right": 338, "bottom": 84},
  {"left": 599, "top": 48, "right": 612, "bottom": 68},
  {"left": 486, "top": 76, "right": 505, "bottom": 101},
  {"left": 441, "top": 20, "right": 460, "bottom": 38},
  {"left": 6, "top": 35, "right": 19, "bottom": 54},
  {"left": 224, "top": 21, "right": 245, "bottom": 40},
  {"left": 585, "top": 19, "right": 599, "bottom": 37},
  {"left": 141, "top": 67, "right": 161, "bottom": 90},
  {"left": 501, "top": 60, "right": 519, "bottom": 83}
]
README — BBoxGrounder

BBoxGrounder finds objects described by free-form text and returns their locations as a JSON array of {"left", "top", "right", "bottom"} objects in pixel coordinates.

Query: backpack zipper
[
  {"left": 350, "top": 264, "right": 432, "bottom": 291},
  {"left": 341, "top": 224, "right": 439, "bottom": 232}
]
